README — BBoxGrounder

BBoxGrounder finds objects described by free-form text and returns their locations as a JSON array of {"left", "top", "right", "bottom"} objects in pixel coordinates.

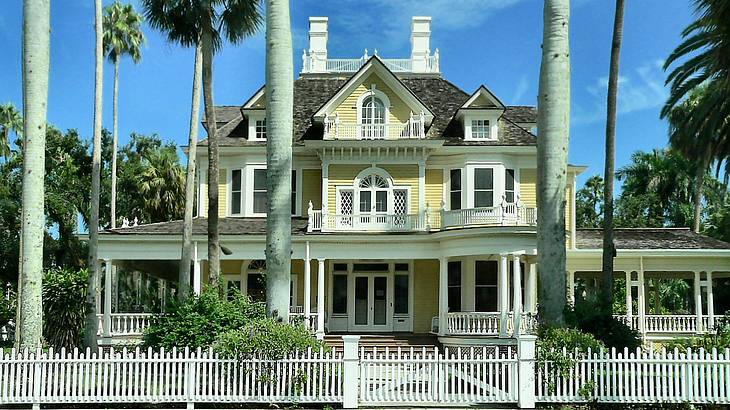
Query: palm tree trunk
[
  {"left": 18, "top": 0, "right": 50, "bottom": 350},
  {"left": 179, "top": 42, "right": 203, "bottom": 299},
  {"left": 537, "top": 0, "right": 571, "bottom": 327},
  {"left": 692, "top": 145, "right": 711, "bottom": 232},
  {"left": 201, "top": 27, "right": 220, "bottom": 292},
  {"left": 264, "top": 0, "right": 294, "bottom": 321},
  {"left": 600, "top": 0, "right": 625, "bottom": 313},
  {"left": 111, "top": 59, "right": 120, "bottom": 229},
  {"left": 84, "top": 0, "right": 104, "bottom": 348}
]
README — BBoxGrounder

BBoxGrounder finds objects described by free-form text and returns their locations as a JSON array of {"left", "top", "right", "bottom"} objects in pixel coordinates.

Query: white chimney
[
  {"left": 308, "top": 17, "right": 328, "bottom": 72},
  {"left": 411, "top": 16, "right": 431, "bottom": 72}
]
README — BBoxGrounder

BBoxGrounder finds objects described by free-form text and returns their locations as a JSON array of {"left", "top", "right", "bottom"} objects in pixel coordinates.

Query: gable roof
[
  {"left": 575, "top": 228, "right": 730, "bottom": 250},
  {"left": 460, "top": 85, "right": 505, "bottom": 110},
  {"left": 200, "top": 77, "right": 537, "bottom": 147}
]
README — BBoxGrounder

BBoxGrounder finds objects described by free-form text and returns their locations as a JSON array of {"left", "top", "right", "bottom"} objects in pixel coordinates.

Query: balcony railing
[
  {"left": 442, "top": 312, "right": 538, "bottom": 336},
  {"left": 302, "top": 50, "right": 440, "bottom": 74},
  {"left": 614, "top": 314, "right": 719, "bottom": 334},
  {"left": 323, "top": 117, "right": 426, "bottom": 140},
  {"left": 96, "top": 313, "right": 156, "bottom": 337},
  {"left": 308, "top": 211, "right": 426, "bottom": 233},
  {"left": 440, "top": 204, "right": 537, "bottom": 229}
]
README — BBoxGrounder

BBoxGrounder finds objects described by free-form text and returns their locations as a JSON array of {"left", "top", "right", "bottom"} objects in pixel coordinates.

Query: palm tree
[
  {"left": 84, "top": 0, "right": 104, "bottom": 348},
  {"left": 600, "top": 0, "right": 626, "bottom": 313},
  {"left": 0, "top": 103, "right": 23, "bottom": 159},
  {"left": 537, "top": 0, "right": 571, "bottom": 326},
  {"left": 264, "top": 0, "right": 293, "bottom": 321},
  {"left": 179, "top": 43, "right": 202, "bottom": 299},
  {"left": 142, "top": 0, "right": 262, "bottom": 294},
  {"left": 18, "top": 0, "right": 50, "bottom": 349},
  {"left": 576, "top": 175, "right": 604, "bottom": 228},
  {"left": 103, "top": 1, "right": 146, "bottom": 229},
  {"left": 138, "top": 145, "right": 185, "bottom": 222}
]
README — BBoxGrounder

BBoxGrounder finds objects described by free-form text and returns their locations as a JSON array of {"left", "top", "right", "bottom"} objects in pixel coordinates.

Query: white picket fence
[{"left": 537, "top": 347, "right": 730, "bottom": 404}]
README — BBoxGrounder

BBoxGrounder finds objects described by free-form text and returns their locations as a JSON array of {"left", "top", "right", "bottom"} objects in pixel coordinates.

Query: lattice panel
[{"left": 339, "top": 190, "right": 354, "bottom": 215}]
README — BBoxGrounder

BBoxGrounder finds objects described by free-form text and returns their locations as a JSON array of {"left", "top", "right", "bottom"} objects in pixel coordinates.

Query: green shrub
[
  {"left": 213, "top": 318, "right": 326, "bottom": 360},
  {"left": 43, "top": 267, "right": 88, "bottom": 348},
  {"left": 538, "top": 326, "right": 605, "bottom": 397},
  {"left": 141, "top": 286, "right": 266, "bottom": 349},
  {"left": 0, "top": 288, "right": 15, "bottom": 329},
  {"left": 567, "top": 297, "right": 642, "bottom": 350},
  {"left": 663, "top": 312, "right": 730, "bottom": 351}
]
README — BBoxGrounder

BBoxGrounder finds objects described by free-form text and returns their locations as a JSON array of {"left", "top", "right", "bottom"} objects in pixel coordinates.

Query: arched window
[
  {"left": 361, "top": 95, "right": 386, "bottom": 125},
  {"left": 357, "top": 89, "right": 390, "bottom": 140},
  {"left": 246, "top": 260, "right": 266, "bottom": 302},
  {"left": 358, "top": 173, "right": 390, "bottom": 214}
]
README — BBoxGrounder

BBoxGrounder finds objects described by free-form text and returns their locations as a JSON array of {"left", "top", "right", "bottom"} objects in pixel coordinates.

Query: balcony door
[
  {"left": 351, "top": 273, "right": 392, "bottom": 332},
  {"left": 360, "top": 94, "right": 386, "bottom": 139}
]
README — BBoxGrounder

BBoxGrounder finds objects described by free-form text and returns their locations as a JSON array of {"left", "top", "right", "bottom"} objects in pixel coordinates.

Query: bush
[
  {"left": 213, "top": 318, "right": 326, "bottom": 360},
  {"left": 0, "top": 288, "right": 15, "bottom": 329},
  {"left": 663, "top": 312, "right": 730, "bottom": 351},
  {"left": 567, "top": 296, "right": 642, "bottom": 350},
  {"left": 43, "top": 267, "right": 88, "bottom": 348},
  {"left": 538, "top": 326, "right": 605, "bottom": 397},
  {"left": 142, "top": 287, "right": 266, "bottom": 349}
]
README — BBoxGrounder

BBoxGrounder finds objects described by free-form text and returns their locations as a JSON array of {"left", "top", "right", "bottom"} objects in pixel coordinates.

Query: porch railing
[
  {"left": 323, "top": 118, "right": 426, "bottom": 140},
  {"left": 96, "top": 313, "right": 156, "bottom": 337},
  {"left": 308, "top": 211, "right": 426, "bottom": 232},
  {"left": 440, "top": 204, "right": 537, "bottom": 229},
  {"left": 444, "top": 311, "right": 537, "bottom": 336},
  {"left": 302, "top": 50, "right": 440, "bottom": 74},
  {"left": 614, "top": 314, "right": 719, "bottom": 334}
]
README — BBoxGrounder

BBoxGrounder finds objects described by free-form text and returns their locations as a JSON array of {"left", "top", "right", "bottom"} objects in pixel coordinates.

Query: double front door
[{"left": 351, "top": 274, "right": 391, "bottom": 331}]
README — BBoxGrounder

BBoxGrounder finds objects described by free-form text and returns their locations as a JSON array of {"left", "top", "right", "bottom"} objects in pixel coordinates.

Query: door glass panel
[
  {"left": 360, "top": 191, "right": 371, "bottom": 213},
  {"left": 373, "top": 277, "right": 387, "bottom": 325},
  {"left": 375, "top": 191, "right": 388, "bottom": 212},
  {"left": 333, "top": 275, "right": 347, "bottom": 314},
  {"left": 394, "top": 274, "right": 408, "bottom": 314},
  {"left": 355, "top": 277, "right": 368, "bottom": 325}
]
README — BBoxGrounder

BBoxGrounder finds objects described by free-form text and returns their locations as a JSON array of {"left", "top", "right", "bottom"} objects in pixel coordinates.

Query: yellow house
[{"left": 96, "top": 16, "right": 730, "bottom": 345}]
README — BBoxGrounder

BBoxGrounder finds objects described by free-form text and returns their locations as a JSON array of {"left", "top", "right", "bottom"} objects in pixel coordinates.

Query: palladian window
[{"left": 360, "top": 94, "right": 386, "bottom": 139}]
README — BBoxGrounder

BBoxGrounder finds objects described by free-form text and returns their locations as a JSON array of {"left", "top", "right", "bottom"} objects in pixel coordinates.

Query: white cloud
[
  {"left": 510, "top": 75, "right": 531, "bottom": 105},
  {"left": 573, "top": 60, "right": 668, "bottom": 125}
]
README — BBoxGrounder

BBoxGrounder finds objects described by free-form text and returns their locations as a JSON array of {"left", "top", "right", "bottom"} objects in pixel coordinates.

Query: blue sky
[{"left": 0, "top": 0, "right": 695, "bottom": 188}]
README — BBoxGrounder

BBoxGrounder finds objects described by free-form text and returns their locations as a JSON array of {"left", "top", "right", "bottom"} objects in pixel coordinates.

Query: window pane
[
  {"left": 394, "top": 263, "right": 409, "bottom": 272},
  {"left": 505, "top": 169, "right": 515, "bottom": 190},
  {"left": 450, "top": 169, "right": 461, "bottom": 190},
  {"left": 448, "top": 288, "right": 461, "bottom": 312},
  {"left": 353, "top": 263, "right": 389, "bottom": 272},
  {"left": 359, "top": 191, "right": 371, "bottom": 213},
  {"left": 475, "top": 191, "right": 493, "bottom": 208},
  {"left": 450, "top": 191, "right": 461, "bottom": 210},
  {"left": 375, "top": 191, "right": 387, "bottom": 212},
  {"left": 475, "top": 287, "right": 498, "bottom": 312},
  {"left": 394, "top": 275, "right": 408, "bottom": 314},
  {"left": 232, "top": 192, "right": 241, "bottom": 214},
  {"left": 448, "top": 261, "right": 461, "bottom": 286},
  {"left": 247, "top": 273, "right": 265, "bottom": 302},
  {"left": 475, "top": 169, "right": 493, "bottom": 190},
  {"left": 333, "top": 263, "right": 348, "bottom": 272},
  {"left": 253, "top": 191, "right": 267, "bottom": 213},
  {"left": 506, "top": 192, "right": 515, "bottom": 203},
  {"left": 291, "top": 170, "right": 297, "bottom": 214},
  {"left": 475, "top": 261, "right": 498, "bottom": 285},
  {"left": 253, "top": 169, "right": 267, "bottom": 190},
  {"left": 232, "top": 170, "right": 241, "bottom": 192},
  {"left": 333, "top": 275, "right": 348, "bottom": 314}
]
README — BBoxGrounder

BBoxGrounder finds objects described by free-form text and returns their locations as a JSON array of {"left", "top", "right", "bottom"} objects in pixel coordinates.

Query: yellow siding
[
  {"left": 327, "top": 164, "right": 365, "bottom": 211},
  {"left": 519, "top": 168, "right": 537, "bottom": 208},
  {"left": 218, "top": 169, "right": 227, "bottom": 217},
  {"left": 566, "top": 176, "right": 575, "bottom": 246},
  {"left": 301, "top": 169, "right": 322, "bottom": 215},
  {"left": 332, "top": 73, "right": 411, "bottom": 124},
  {"left": 327, "top": 164, "right": 419, "bottom": 214},
  {"left": 425, "top": 169, "right": 443, "bottom": 209},
  {"left": 221, "top": 260, "right": 241, "bottom": 275},
  {"left": 413, "top": 260, "right": 439, "bottom": 333},
  {"left": 382, "top": 164, "right": 419, "bottom": 214}
]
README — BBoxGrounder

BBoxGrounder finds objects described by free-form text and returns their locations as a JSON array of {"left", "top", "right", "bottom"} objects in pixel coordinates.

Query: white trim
[
  {"left": 355, "top": 87, "right": 391, "bottom": 126},
  {"left": 246, "top": 112, "right": 267, "bottom": 141},
  {"left": 460, "top": 85, "right": 506, "bottom": 110},
  {"left": 463, "top": 110, "right": 500, "bottom": 141}
]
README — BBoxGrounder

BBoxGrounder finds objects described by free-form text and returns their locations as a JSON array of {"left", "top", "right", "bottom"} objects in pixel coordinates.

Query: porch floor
[{"left": 324, "top": 333, "right": 440, "bottom": 350}]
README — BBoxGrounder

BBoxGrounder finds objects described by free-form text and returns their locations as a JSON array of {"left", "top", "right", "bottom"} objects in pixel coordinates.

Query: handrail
[{"left": 323, "top": 121, "right": 426, "bottom": 140}]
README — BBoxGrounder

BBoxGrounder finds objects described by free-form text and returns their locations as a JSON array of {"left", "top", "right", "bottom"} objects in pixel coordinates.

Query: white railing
[
  {"left": 310, "top": 212, "right": 426, "bottom": 233},
  {"left": 444, "top": 312, "right": 537, "bottom": 336},
  {"left": 360, "top": 345, "right": 517, "bottom": 405},
  {"left": 323, "top": 120, "right": 426, "bottom": 140},
  {"left": 288, "top": 306, "right": 319, "bottom": 332},
  {"left": 441, "top": 204, "right": 537, "bottom": 229},
  {"left": 302, "top": 50, "right": 440, "bottom": 74},
  {"left": 537, "top": 347, "right": 730, "bottom": 404},
  {"left": 614, "top": 314, "right": 719, "bottom": 334},
  {"left": 96, "top": 313, "right": 155, "bottom": 337}
]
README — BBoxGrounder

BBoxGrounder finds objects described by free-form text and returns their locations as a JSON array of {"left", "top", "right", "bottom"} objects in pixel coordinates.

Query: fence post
[
  {"left": 517, "top": 335, "right": 537, "bottom": 408},
  {"left": 342, "top": 335, "right": 361, "bottom": 409},
  {"left": 32, "top": 348, "right": 42, "bottom": 410},
  {"left": 185, "top": 347, "right": 195, "bottom": 409}
]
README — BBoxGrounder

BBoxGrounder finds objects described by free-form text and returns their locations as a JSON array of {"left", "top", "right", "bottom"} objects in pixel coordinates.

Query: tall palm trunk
[
  {"left": 692, "top": 145, "right": 711, "bottom": 232},
  {"left": 600, "top": 0, "right": 625, "bottom": 312},
  {"left": 537, "top": 0, "right": 571, "bottom": 326},
  {"left": 111, "top": 59, "right": 120, "bottom": 229},
  {"left": 84, "top": 0, "right": 104, "bottom": 348},
  {"left": 264, "top": 0, "right": 294, "bottom": 321},
  {"left": 179, "top": 42, "right": 203, "bottom": 299},
  {"left": 201, "top": 26, "right": 220, "bottom": 291},
  {"left": 18, "top": 0, "right": 50, "bottom": 349}
]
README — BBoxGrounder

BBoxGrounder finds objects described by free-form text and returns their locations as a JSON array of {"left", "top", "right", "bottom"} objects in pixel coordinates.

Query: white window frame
[
  {"left": 356, "top": 88, "right": 391, "bottom": 126},
  {"left": 229, "top": 169, "right": 244, "bottom": 216},
  {"left": 247, "top": 112, "right": 267, "bottom": 141},
  {"left": 473, "top": 167, "right": 496, "bottom": 208},
  {"left": 470, "top": 119, "right": 490, "bottom": 139},
  {"left": 350, "top": 167, "right": 409, "bottom": 216},
  {"left": 463, "top": 110, "right": 499, "bottom": 141}
]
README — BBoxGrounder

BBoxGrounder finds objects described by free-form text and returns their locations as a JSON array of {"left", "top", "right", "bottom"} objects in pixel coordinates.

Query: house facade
[{"left": 96, "top": 17, "right": 730, "bottom": 345}]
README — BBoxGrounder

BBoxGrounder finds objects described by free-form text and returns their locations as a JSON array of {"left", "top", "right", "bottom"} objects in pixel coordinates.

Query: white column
[
  {"left": 103, "top": 260, "right": 113, "bottom": 339},
  {"left": 707, "top": 271, "right": 715, "bottom": 330},
  {"left": 499, "top": 253, "right": 509, "bottom": 338},
  {"left": 625, "top": 271, "right": 633, "bottom": 323},
  {"left": 526, "top": 261, "right": 537, "bottom": 314},
  {"left": 694, "top": 270, "right": 703, "bottom": 333},
  {"left": 418, "top": 160, "right": 426, "bottom": 212},
  {"left": 321, "top": 162, "right": 329, "bottom": 214},
  {"left": 341, "top": 335, "right": 361, "bottom": 409},
  {"left": 637, "top": 268, "right": 646, "bottom": 334},
  {"left": 517, "top": 335, "right": 537, "bottom": 409},
  {"left": 317, "top": 258, "right": 325, "bottom": 339},
  {"left": 193, "top": 242, "right": 201, "bottom": 296},
  {"left": 438, "top": 257, "right": 448, "bottom": 336},
  {"left": 304, "top": 242, "right": 311, "bottom": 320},
  {"left": 566, "top": 270, "right": 575, "bottom": 305},
  {"left": 512, "top": 254, "right": 523, "bottom": 337}
]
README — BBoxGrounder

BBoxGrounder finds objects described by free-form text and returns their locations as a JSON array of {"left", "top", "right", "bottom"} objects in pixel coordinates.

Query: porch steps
[{"left": 324, "top": 334, "right": 440, "bottom": 352}]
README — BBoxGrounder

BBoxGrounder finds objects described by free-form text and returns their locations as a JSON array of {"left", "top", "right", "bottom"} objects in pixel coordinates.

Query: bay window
[
  {"left": 449, "top": 169, "right": 462, "bottom": 210},
  {"left": 505, "top": 168, "right": 515, "bottom": 203},
  {"left": 253, "top": 169, "right": 267, "bottom": 214},
  {"left": 474, "top": 168, "right": 494, "bottom": 208}
]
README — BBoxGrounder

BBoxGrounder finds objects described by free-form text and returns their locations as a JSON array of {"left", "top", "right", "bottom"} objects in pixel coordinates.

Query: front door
[{"left": 351, "top": 274, "right": 392, "bottom": 332}]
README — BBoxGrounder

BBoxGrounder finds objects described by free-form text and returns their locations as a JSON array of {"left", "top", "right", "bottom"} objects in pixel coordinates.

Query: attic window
[
  {"left": 255, "top": 118, "right": 267, "bottom": 140},
  {"left": 471, "top": 119, "right": 490, "bottom": 139}
]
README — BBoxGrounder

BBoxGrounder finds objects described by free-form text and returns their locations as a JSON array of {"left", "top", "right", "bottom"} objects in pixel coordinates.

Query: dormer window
[
  {"left": 471, "top": 119, "right": 490, "bottom": 139},
  {"left": 255, "top": 118, "right": 267, "bottom": 140}
]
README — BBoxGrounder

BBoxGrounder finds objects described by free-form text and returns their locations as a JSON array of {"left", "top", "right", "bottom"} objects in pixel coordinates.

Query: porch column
[
  {"left": 103, "top": 259, "right": 112, "bottom": 339},
  {"left": 438, "top": 257, "right": 448, "bottom": 336},
  {"left": 321, "top": 162, "right": 329, "bottom": 214},
  {"left": 526, "top": 261, "right": 537, "bottom": 314},
  {"left": 304, "top": 242, "right": 311, "bottom": 321},
  {"left": 707, "top": 271, "right": 715, "bottom": 330},
  {"left": 637, "top": 269, "right": 646, "bottom": 334},
  {"left": 625, "top": 271, "right": 633, "bottom": 323},
  {"left": 694, "top": 270, "right": 703, "bottom": 333},
  {"left": 499, "top": 253, "right": 509, "bottom": 338},
  {"left": 512, "top": 254, "right": 523, "bottom": 337},
  {"left": 418, "top": 160, "right": 426, "bottom": 213},
  {"left": 316, "top": 258, "right": 325, "bottom": 339},
  {"left": 566, "top": 270, "right": 575, "bottom": 305},
  {"left": 193, "top": 242, "right": 202, "bottom": 296},
  {"left": 653, "top": 278, "right": 661, "bottom": 314}
]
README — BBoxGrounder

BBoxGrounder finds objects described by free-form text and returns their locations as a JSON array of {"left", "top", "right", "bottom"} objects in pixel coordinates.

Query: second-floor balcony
[
  {"left": 307, "top": 202, "right": 537, "bottom": 233},
  {"left": 323, "top": 115, "right": 426, "bottom": 140}
]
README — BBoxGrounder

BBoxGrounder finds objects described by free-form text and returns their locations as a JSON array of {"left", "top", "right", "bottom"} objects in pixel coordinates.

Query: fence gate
[{"left": 359, "top": 346, "right": 518, "bottom": 406}]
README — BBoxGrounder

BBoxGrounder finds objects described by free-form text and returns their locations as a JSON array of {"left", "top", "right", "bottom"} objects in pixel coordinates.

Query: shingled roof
[
  {"left": 575, "top": 228, "right": 730, "bottom": 250},
  {"left": 102, "top": 217, "right": 310, "bottom": 236},
  {"left": 199, "top": 75, "right": 537, "bottom": 147}
]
